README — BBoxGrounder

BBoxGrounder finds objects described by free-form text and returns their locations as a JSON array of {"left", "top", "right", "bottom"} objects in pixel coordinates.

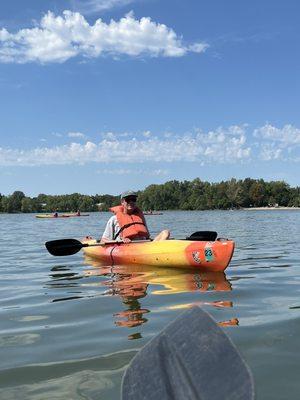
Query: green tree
[
  {"left": 78, "top": 196, "right": 96, "bottom": 211},
  {"left": 266, "top": 181, "right": 291, "bottom": 206},
  {"left": 21, "top": 197, "right": 35, "bottom": 213},
  {"left": 249, "top": 181, "right": 267, "bottom": 207},
  {"left": 1, "top": 196, "right": 13, "bottom": 213},
  {"left": 10, "top": 191, "right": 26, "bottom": 212},
  {"left": 1, "top": 191, "right": 25, "bottom": 212},
  {"left": 2, "top": 178, "right": 299, "bottom": 212}
]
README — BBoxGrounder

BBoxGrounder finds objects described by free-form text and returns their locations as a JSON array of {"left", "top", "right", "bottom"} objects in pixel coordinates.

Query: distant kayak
[
  {"left": 143, "top": 211, "right": 163, "bottom": 215},
  {"left": 36, "top": 214, "right": 89, "bottom": 219},
  {"left": 61, "top": 213, "right": 89, "bottom": 217},
  {"left": 36, "top": 214, "right": 70, "bottom": 219}
]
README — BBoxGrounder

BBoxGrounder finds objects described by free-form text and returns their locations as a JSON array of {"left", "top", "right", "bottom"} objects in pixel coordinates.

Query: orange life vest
[{"left": 110, "top": 205, "right": 150, "bottom": 240}]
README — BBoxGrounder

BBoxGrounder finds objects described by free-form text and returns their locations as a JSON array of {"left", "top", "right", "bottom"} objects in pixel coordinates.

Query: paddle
[
  {"left": 45, "top": 238, "right": 140, "bottom": 256},
  {"left": 45, "top": 231, "right": 219, "bottom": 257},
  {"left": 122, "top": 306, "right": 254, "bottom": 400}
]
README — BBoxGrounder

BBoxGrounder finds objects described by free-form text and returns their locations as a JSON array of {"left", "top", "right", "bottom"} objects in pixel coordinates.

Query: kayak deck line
[{"left": 82, "top": 237, "right": 235, "bottom": 271}]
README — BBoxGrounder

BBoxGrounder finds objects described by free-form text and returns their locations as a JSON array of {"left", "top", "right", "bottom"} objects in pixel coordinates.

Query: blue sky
[{"left": 0, "top": 0, "right": 300, "bottom": 196}]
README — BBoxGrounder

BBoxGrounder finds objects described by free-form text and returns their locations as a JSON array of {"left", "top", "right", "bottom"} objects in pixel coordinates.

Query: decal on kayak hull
[
  {"left": 192, "top": 251, "right": 201, "bottom": 264},
  {"left": 204, "top": 244, "right": 214, "bottom": 262}
]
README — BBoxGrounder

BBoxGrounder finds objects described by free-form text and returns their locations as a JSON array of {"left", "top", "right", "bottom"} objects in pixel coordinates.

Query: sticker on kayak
[
  {"left": 192, "top": 251, "right": 201, "bottom": 264},
  {"left": 204, "top": 245, "right": 214, "bottom": 262}
]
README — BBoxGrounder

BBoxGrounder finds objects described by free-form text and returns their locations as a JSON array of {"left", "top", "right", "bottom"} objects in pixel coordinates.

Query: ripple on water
[
  {"left": 0, "top": 334, "right": 40, "bottom": 347},
  {"left": 0, "top": 350, "right": 136, "bottom": 400},
  {"left": 0, "top": 211, "right": 300, "bottom": 399}
]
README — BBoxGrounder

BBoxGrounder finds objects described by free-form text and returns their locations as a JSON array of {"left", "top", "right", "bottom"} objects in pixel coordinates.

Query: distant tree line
[{"left": 1, "top": 178, "right": 300, "bottom": 213}]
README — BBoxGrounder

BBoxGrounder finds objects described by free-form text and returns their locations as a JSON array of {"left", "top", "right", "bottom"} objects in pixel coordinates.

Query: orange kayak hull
[{"left": 82, "top": 238, "right": 235, "bottom": 271}]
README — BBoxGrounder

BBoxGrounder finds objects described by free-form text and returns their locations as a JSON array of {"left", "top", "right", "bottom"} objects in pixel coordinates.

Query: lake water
[{"left": 0, "top": 210, "right": 299, "bottom": 399}]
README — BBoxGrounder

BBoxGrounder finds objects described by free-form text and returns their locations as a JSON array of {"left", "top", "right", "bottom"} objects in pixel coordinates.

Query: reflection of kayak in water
[
  {"left": 84, "top": 262, "right": 232, "bottom": 295},
  {"left": 150, "top": 270, "right": 232, "bottom": 294},
  {"left": 82, "top": 238, "right": 235, "bottom": 272},
  {"left": 84, "top": 263, "right": 236, "bottom": 329},
  {"left": 36, "top": 214, "right": 89, "bottom": 218}
]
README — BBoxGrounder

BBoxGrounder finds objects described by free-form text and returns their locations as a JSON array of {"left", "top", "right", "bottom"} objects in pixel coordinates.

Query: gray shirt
[
  {"left": 102, "top": 216, "right": 122, "bottom": 241},
  {"left": 102, "top": 215, "right": 149, "bottom": 241}
]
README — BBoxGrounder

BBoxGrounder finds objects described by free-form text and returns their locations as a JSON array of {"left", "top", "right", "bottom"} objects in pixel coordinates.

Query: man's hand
[
  {"left": 122, "top": 238, "right": 131, "bottom": 243},
  {"left": 100, "top": 237, "right": 110, "bottom": 243}
]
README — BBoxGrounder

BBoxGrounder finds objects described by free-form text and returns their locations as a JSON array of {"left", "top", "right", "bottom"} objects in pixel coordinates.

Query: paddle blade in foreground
[
  {"left": 122, "top": 306, "right": 254, "bottom": 400},
  {"left": 45, "top": 238, "right": 83, "bottom": 256}
]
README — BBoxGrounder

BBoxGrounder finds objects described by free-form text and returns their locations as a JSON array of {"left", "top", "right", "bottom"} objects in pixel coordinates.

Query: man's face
[{"left": 121, "top": 196, "right": 137, "bottom": 214}]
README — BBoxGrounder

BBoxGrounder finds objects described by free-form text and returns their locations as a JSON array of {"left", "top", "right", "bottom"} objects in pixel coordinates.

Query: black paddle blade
[
  {"left": 45, "top": 238, "right": 83, "bottom": 256},
  {"left": 122, "top": 306, "right": 254, "bottom": 400},
  {"left": 186, "top": 231, "right": 218, "bottom": 241}
]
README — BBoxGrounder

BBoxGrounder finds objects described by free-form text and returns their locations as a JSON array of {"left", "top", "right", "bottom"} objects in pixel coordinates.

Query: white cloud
[
  {"left": 72, "top": 0, "right": 135, "bottom": 14},
  {"left": 99, "top": 168, "right": 169, "bottom": 175},
  {"left": 0, "top": 10, "right": 208, "bottom": 64},
  {"left": 259, "top": 144, "right": 282, "bottom": 161},
  {"left": 1, "top": 124, "right": 299, "bottom": 167},
  {"left": 68, "top": 131, "right": 86, "bottom": 138},
  {"left": 152, "top": 169, "right": 169, "bottom": 176},
  {"left": 253, "top": 124, "right": 300, "bottom": 161},
  {"left": 0, "top": 126, "right": 251, "bottom": 166},
  {"left": 254, "top": 124, "right": 300, "bottom": 145},
  {"left": 188, "top": 43, "right": 209, "bottom": 53},
  {"left": 102, "top": 131, "right": 117, "bottom": 140}
]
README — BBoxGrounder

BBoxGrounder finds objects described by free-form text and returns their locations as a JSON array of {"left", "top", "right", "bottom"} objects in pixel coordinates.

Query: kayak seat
[{"left": 186, "top": 231, "right": 218, "bottom": 241}]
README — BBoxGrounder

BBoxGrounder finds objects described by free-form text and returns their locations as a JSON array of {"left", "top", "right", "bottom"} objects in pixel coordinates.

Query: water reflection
[
  {"left": 85, "top": 264, "right": 150, "bottom": 330},
  {"left": 47, "top": 260, "right": 236, "bottom": 336},
  {"left": 52, "top": 296, "right": 83, "bottom": 302},
  {"left": 84, "top": 259, "right": 234, "bottom": 333},
  {"left": 49, "top": 265, "right": 80, "bottom": 281},
  {"left": 47, "top": 265, "right": 84, "bottom": 298}
]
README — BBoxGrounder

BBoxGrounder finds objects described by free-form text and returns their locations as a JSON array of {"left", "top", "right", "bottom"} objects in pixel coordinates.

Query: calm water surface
[{"left": 0, "top": 211, "right": 299, "bottom": 399}]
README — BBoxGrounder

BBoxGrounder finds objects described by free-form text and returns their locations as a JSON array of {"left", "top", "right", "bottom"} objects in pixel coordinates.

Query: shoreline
[
  {"left": 242, "top": 206, "right": 300, "bottom": 210},
  {"left": 2, "top": 207, "right": 300, "bottom": 215}
]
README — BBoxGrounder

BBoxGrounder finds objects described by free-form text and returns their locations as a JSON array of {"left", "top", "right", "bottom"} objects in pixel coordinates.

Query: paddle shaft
[{"left": 82, "top": 240, "right": 151, "bottom": 247}]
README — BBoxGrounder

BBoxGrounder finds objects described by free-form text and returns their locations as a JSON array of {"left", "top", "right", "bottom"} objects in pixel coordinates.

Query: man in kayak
[{"left": 101, "top": 191, "right": 170, "bottom": 243}]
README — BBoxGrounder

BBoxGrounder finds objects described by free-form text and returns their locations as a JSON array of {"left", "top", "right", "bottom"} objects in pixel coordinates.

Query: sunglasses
[{"left": 124, "top": 196, "right": 137, "bottom": 202}]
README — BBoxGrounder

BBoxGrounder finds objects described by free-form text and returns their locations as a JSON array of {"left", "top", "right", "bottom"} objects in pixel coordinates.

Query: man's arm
[
  {"left": 101, "top": 216, "right": 121, "bottom": 242},
  {"left": 101, "top": 216, "right": 115, "bottom": 242}
]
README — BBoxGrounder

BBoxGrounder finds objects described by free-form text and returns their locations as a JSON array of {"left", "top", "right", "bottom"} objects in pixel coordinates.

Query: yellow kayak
[
  {"left": 82, "top": 238, "right": 235, "bottom": 271},
  {"left": 36, "top": 214, "right": 89, "bottom": 218}
]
